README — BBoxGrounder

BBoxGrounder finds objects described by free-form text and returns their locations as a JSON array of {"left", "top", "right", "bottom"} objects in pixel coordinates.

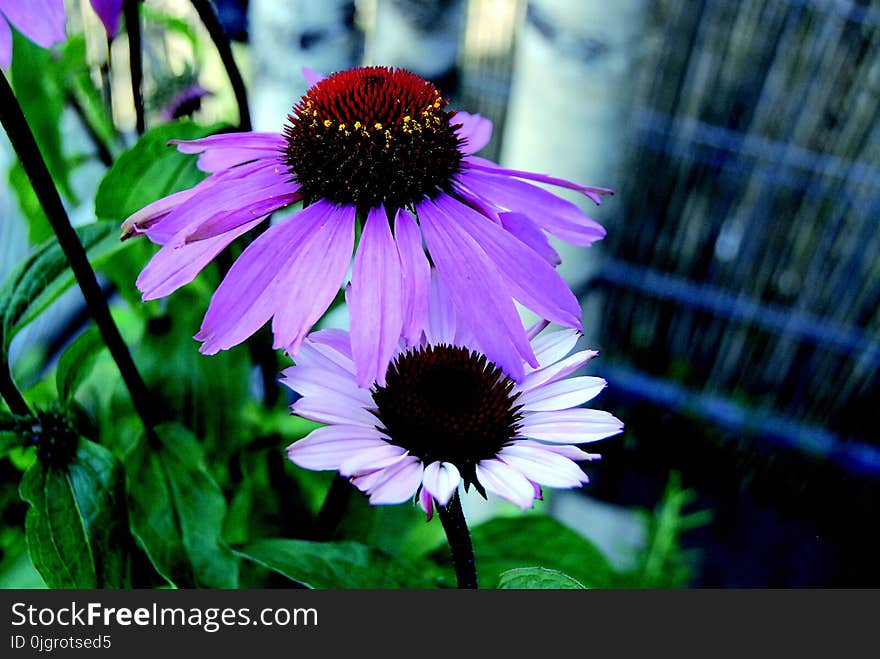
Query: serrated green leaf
[
  {"left": 433, "top": 516, "right": 617, "bottom": 589},
  {"left": 234, "top": 538, "right": 440, "bottom": 589},
  {"left": 498, "top": 567, "right": 587, "bottom": 589},
  {"left": 0, "top": 221, "right": 125, "bottom": 354},
  {"left": 95, "top": 120, "right": 223, "bottom": 222},
  {"left": 56, "top": 326, "right": 107, "bottom": 402},
  {"left": 125, "top": 423, "right": 238, "bottom": 588},
  {"left": 19, "top": 439, "right": 130, "bottom": 588}
]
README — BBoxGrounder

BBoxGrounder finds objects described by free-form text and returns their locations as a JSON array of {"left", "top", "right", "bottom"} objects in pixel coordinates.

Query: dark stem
[
  {"left": 314, "top": 475, "right": 354, "bottom": 540},
  {"left": 436, "top": 491, "right": 478, "bottom": 589},
  {"left": 66, "top": 92, "right": 114, "bottom": 167},
  {"left": 0, "top": 360, "right": 30, "bottom": 417},
  {"left": 0, "top": 71, "right": 159, "bottom": 444},
  {"left": 190, "top": 0, "right": 252, "bottom": 131},
  {"left": 124, "top": 0, "right": 145, "bottom": 135}
]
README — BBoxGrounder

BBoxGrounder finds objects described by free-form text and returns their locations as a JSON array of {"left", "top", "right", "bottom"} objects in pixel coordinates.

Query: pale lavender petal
[
  {"left": 425, "top": 270, "right": 457, "bottom": 345},
  {"left": 529, "top": 329, "right": 581, "bottom": 369},
  {"left": 195, "top": 200, "right": 335, "bottom": 354},
  {"left": 286, "top": 425, "right": 387, "bottom": 470},
  {"left": 339, "top": 444, "right": 408, "bottom": 477},
  {"left": 0, "top": 0, "right": 66, "bottom": 49},
  {"left": 394, "top": 209, "right": 430, "bottom": 344},
  {"left": 474, "top": 459, "right": 536, "bottom": 509},
  {"left": 453, "top": 112, "right": 492, "bottom": 155},
  {"left": 137, "top": 217, "right": 262, "bottom": 300},
  {"left": 280, "top": 365, "right": 374, "bottom": 407},
  {"left": 421, "top": 461, "right": 460, "bottom": 506},
  {"left": 364, "top": 458, "right": 424, "bottom": 504},
  {"left": 171, "top": 132, "right": 286, "bottom": 172},
  {"left": 417, "top": 198, "right": 536, "bottom": 380},
  {"left": 270, "top": 205, "right": 355, "bottom": 355},
  {"left": 455, "top": 170, "right": 606, "bottom": 246},
  {"left": 500, "top": 212, "right": 561, "bottom": 265},
  {"left": 297, "top": 334, "right": 357, "bottom": 377},
  {"left": 89, "top": 0, "right": 122, "bottom": 38},
  {"left": 518, "top": 349, "right": 600, "bottom": 393},
  {"left": 510, "top": 439, "right": 601, "bottom": 462},
  {"left": 517, "top": 376, "right": 607, "bottom": 412},
  {"left": 464, "top": 155, "right": 614, "bottom": 205},
  {"left": 308, "top": 328, "right": 354, "bottom": 358},
  {"left": 301, "top": 66, "right": 325, "bottom": 86},
  {"left": 0, "top": 17, "right": 11, "bottom": 68},
  {"left": 498, "top": 445, "right": 589, "bottom": 488},
  {"left": 525, "top": 319, "right": 551, "bottom": 341},
  {"left": 434, "top": 194, "right": 582, "bottom": 330},
  {"left": 350, "top": 205, "right": 404, "bottom": 387},
  {"left": 518, "top": 409, "right": 624, "bottom": 444},
  {"left": 291, "top": 394, "right": 381, "bottom": 428}
]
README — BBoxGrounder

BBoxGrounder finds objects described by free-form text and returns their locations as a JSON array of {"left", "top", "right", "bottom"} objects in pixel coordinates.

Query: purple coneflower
[
  {"left": 283, "top": 297, "right": 623, "bottom": 516},
  {"left": 122, "top": 66, "right": 613, "bottom": 384},
  {"left": 0, "top": 0, "right": 66, "bottom": 68}
]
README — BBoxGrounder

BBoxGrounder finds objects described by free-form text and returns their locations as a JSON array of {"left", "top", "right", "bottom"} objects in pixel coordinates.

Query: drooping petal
[
  {"left": 464, "top": 155, "right": 614, "bottom": 205},
  {"left": 194, "top": 199, "right": 337, "bottom": 354},
  {"left": 363, "top": 457, "right": 424, "bottom": 505},
  {"left": 339, "top": 444, "right": 409, "bottom": 477},
  {"left": 286, "top": 425, "right": 388, "bottom": 471},
  {"left": 270, "top": 204, "right": 356, "bottom": 356},
  {"left": 394, "top": 209, "right": 430, "bottom": 344},
  {"left": 137, "top": 217, "right": 263, "bottom": 300},
  {"left": 529, "top": 329, "right": 581, "bottom": 369},
  {"left": 170, "top": 132, "right": 286, "bottom": 172},
  {"left": 499, "top": 212, "right": 561, "bottom": 266},
  {"left": 349, "top": 205, "right": 404, "bottom": 387},
  {"left": 453, "top": 112, "right": 492, "bottom": 155},
  {"left": 419, "top": 487, "right": 434, "bottom": 520},
  {"left": 516, "top": 376, "right": 607, "bottom": 412},
  {"left": 498, "top": 444, "right": 590, "bottom": 488},
  {"left": 0, "top": 0, "right": 66, "bottom": 49},
  {"left": 89, "top": 0, "right": 122, "bottom": 38},
  {"left": 417, "top": 198, "right": 536, "bottom": 381},
  {"left": 121, "top": 188, "right": 199, "bottom": 242},
  {"left": 509, "top": 439, "right": 601, "bottom": 462},
  {"left": 474, "top": 459, "right": 536, "bottom": 509},
  {"left": 182, "top": 184, "right": 301, "bottom": 243},
  {"left": 434, "top": 194, "right": 582, "bottom": 330},
  {"left": 518, "top": 349, "right": 599, "bottom": 393},
  {"left": 422, "top": 461, "right": 460, "bottom": 506},
  {"left": 518, "top": 409, "right": 624, "bottom": 444}
]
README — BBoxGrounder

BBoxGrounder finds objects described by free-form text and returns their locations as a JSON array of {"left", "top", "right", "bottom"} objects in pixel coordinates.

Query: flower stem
[
  {"left": 190, "top": 0, "right": 252, "bottom": 131},
  {"left": 437, "top": 491, "right": 478, "bottom": 589},
  {"left": 0, "top": 70, "right": 159, "bottom": 444},
  {"left": 314, "top": 475, "right": 354, "bottom": 540},
  {"left": 123, "top": 0, "right": 145, "bottom": 135},
  {"left": 0, "top": 360, "right": 30, "bottom": 417}
]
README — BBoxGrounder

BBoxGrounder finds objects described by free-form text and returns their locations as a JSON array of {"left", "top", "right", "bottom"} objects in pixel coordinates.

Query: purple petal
[
  {"left": 434, "top": 194, "right": 582, "bottom": 331},
  {"left": 182, "top": 185, "right": 301, "bottom": 243},
  {"left": 474, "top": 459, "right": 536, "bottom": 509},
  {"left": 171, "top": 132, "right": 286, "bottom": 173},
  {"left": 0, "top": 0, "right": 66, "bottom": 49},
  {"left": 89, "top": 0, "right": 122, "bottom": 38},
  {"left": 137, "top": 217, "right": 262, "bottom": 300},
  {"left": 194, "top": 200, "right": 341, "bottom": 354},
  {"left": 464, "top": 155, "right": 614, "bottom": 205},
  {"left": 518, "top": 409, "right": 624, "bottom": 444},
  {"left": 419, "top": 487, "right": 434, "bottom": 521},
  {"left": 301, "top": 66, "right": 325, "bottom": 86},
  {"left": 425, "top": 270, "right": 457, "bottom": 346},
  {"left": 308, "top": 328, "right": 354, "bottom": 358},
  {"left": 500, "top": 212, "right": 561, "bottom": 265},
  {"left": 280, "top": 365, "right": 374, "bottom": 407},
  {"left": 455, "top": 169, "right": 606, "bottom": 246},
  {"left": 422, "top": 461, "right": 460, "bottom": 505},
  {"left": 394, "top": 209, "right": 430, "bottom": 344},
  {"left": 339, "top": 445, "right": 409, "bottom": 477},
  {"left": 0, "top": 16, "right": 11, "bottom": 68},
  {"left": 417, "top": 198, "right": 536, "bottom": 381},
  {"left": 364, "top": 457, "right": 424, "bottom": 505},
  {"left": 291, "top": 393, "right": 381, "bottom": 428},
  {"left": 350, "top": 205, "right": 404, "bottom": 387},
  {"left": 286, "top": 425, "right": 388, "bottom": 471},
  {"left": 453, "top": 112, "right": 492, "bottom": 155},
  {"left": 498, "top": 445, "right": 589, "bottom": 488},
  {"left": 270, "top": 205, "right": 356, "bottom": 356},
  {"left": 517, "top": 376, "right": 606, "bottom": 412}
]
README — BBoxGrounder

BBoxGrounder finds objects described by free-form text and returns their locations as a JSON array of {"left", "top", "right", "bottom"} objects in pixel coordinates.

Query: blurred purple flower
[
  {"left": 89, "top": 0, "right": 123, "bottom": 39},
  {"left": 161, "top": 83, "right": 212, "bottom": 121},
  {"left": 0, "top": 0, "right": 66, "bottom": 68},
  {"left": 122, "top": 66, "right": 613, "bottom": 384},
  {"left": 283, "top": 305, "right": 622, "bottom": 514}
]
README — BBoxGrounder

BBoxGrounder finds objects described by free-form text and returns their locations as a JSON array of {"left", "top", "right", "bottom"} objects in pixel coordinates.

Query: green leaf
[
  {"left": 125, "top": 423, "right": 238, "bottom": 588},
  {"left": 498, "top": 567, "right": 587, "bottom": 589},
  {"left": 0, "top": 221, "right": 124, "bottom": 353},
  {"left": 235, "top": 538, "right": 441, "bottom": 589},
  {"left": 437, "top": 516, "right": 617, "bottom": 589},
  {"left": 56, "top": 327, "right": 107, "bottom": 402},
  {"left": 95, "top": 120, "right": 223, "bottom": 222},
  {"left": 19, "top": 439, "right": 130, "bottom": 588}
]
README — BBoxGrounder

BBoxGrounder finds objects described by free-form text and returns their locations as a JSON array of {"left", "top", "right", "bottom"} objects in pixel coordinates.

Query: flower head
[
  {"left": 0, "top": 0, "right": 66, "bottom": 68},
  {"left": 283, "top": 300, "right": 623, "bottom": 516},
  {"left": 122, "top": 66, "right": 613, "bottom": 384}
]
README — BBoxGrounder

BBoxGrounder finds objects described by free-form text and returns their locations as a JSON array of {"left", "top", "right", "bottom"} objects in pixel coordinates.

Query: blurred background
[{"left": 2, "top": 0, "right": 878, "bottom": 587}]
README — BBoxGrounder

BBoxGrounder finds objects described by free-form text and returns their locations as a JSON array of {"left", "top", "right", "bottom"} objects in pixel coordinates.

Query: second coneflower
[{"left": 122, "top": 66, "right": 613, "bottom": 384}]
